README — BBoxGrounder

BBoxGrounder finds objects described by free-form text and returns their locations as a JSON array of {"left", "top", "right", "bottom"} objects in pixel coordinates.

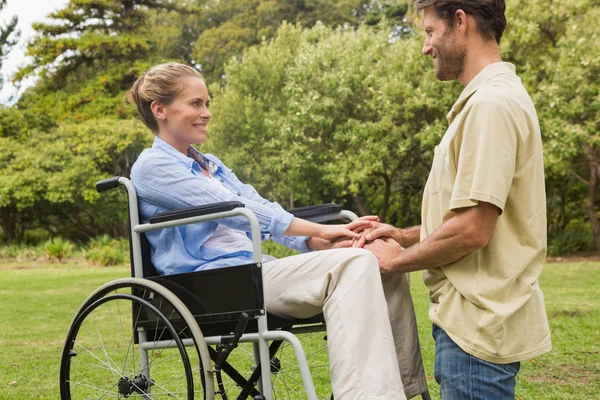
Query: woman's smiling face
[{"left": 155, "top": 76, "right": 212, "bottom": 154}]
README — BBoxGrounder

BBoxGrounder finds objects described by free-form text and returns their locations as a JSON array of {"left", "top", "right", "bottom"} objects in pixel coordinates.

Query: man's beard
[{"left": 434, "top": 35, "right": 466, "bottom": 81}]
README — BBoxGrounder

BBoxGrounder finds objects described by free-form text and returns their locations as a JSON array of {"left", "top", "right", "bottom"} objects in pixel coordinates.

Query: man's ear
[
  {"left": 454, "top": 9, "right": 468, "bottom": 35},
  {"left": 151, "top": 101, "right": 166, "bottom": 121}
]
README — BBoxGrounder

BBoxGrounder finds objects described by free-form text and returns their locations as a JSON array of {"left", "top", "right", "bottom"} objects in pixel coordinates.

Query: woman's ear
[{"left": 151, "top": 101, "right": 167, "bottom": 121}]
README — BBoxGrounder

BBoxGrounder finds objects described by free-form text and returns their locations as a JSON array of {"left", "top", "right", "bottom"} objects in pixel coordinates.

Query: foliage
[
  {"left": 13, "top": 0, "right": 186, "bottom": 123},
  {"left": 43, "top": 237, "right": 75, "bottom": 262},
  {"left": 503, "top": 0, "right": 600, "bottom": 250},
  {"left": 0, "top": 244, "right": 43, "bottom": 260},
  {"left": 0, "top": 0, "right": 19, "bottom": 91},
  {"left": 262, "top": 240, "right": 300, "bottom": 259},
  {"left": 0, "top": 0, "right": 596, "bottom": 255},
  {"left": 0, "top": 118, "right": 151, "bottom": 243},
  {"left": 190, "top": 0, "right": 411, "bottom": 82},
  {"left": 205, "top": 22, "right": 458, "bottom": 224},
  {"left": 84, "top": 234, "right": 128, "bottom": 266},
  {"left": 548, "top": 228, "right": 596, "bottom": 257}
]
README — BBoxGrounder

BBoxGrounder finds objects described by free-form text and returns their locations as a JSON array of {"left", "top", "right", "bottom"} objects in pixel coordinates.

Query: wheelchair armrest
[
  {"left": 96, "top": 176, "right": 122, "bottom": 193},
  {"left": 286, "top": 204, "right": 342, "bottom": 219},
  {"left": 149, "top": 201, "right": 245, "bottom": 224}
]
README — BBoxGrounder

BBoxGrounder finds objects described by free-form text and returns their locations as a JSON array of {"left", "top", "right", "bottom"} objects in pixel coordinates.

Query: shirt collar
[
  {"left": 447, "top": 62, "right": 517, "bottom": 122},
  {"left": 151, "top": 136, "right": 218, "bottom": 174}
]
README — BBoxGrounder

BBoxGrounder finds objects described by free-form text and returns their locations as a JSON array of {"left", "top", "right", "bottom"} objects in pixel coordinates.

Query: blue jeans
[{"left": 433, "top": 324, "right": 520, "bottom": 400}]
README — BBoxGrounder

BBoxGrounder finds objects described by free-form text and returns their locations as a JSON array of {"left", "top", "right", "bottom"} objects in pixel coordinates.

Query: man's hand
[
  {"left": 353, "top": 222, "right": 402, "bottom": 248},
  {"left": 364, "top": 237, "right": 403, "bottom": 273}
]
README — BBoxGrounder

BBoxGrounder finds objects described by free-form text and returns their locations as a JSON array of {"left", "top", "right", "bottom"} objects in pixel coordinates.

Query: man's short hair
[{"left": 414, "top": 0, "right": 507, "bottom": 44}]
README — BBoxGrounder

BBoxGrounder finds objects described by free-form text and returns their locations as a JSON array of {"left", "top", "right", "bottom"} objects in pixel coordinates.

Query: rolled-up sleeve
[{"left": 209, "top": 155, "right": 312, "bottom": 252}]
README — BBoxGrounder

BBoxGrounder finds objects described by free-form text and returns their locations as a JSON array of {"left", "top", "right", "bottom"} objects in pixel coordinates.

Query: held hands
[
  {"left": 306, "top": 216, "right": 379, "bottom": 251},
  {"left": 349, "top": 219, "right": 404, "bottom": 273},
  {"left": 364, "top": 237, "right": 403, "bottom": 273},
  {"left": 315, "top": 216, "right": 379, "bottom": 241},
  {"left": 352, "top": 222, "right": 403, "bottom": 248}
]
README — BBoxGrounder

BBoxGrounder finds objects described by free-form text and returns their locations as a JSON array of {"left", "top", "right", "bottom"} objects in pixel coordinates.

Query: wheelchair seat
[
  {"left": 60, "top": 176, "right": 431, "bottom": 400},
  {"left": 137, "top": 217, "right": 327, "bottom": 338}
]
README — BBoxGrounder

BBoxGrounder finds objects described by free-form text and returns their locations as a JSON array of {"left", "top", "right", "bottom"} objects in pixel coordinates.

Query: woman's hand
[
  {"left": 306, "top": 236, "right": 354, "bottom": 251},
  {"left": 284, "top": 215, "right": 381, "bottom": 250},
  {"left": 316, "top": 217, "right": 378, "bottom": 241},
  {"left": 305, "top": 217, "right": 380, "bottom": 251}
]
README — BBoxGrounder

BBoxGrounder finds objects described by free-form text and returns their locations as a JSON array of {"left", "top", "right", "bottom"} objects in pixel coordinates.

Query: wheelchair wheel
[
  {"left": 60, "top": 278, "right": 214, "bottom": 400},
  {"left": 270, "top": 331, "right": 331, "bottom": 399},
  {"left": 213, "top": 331, "right": 331, "bottom": 400}
]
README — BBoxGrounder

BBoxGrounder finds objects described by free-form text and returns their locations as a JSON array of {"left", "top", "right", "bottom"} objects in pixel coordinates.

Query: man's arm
[
  {"left": 364, "top": 201, "right": 500, "bottom": 273},
  {"left": 353, "top": 223, "right": 421, "bottom": 248},
  {"left": 396, "top": 225, "right": 421, "bottom": 248}
]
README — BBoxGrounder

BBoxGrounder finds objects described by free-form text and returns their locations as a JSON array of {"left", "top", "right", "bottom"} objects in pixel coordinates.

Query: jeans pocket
[{"left": 504, "top": 361, "right": 521, "bottom": 375}]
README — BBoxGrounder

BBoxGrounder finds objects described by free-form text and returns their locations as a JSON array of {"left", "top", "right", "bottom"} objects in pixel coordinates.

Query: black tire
[{"left": 60, "top": 292, "right": 194, "bottom": 399}]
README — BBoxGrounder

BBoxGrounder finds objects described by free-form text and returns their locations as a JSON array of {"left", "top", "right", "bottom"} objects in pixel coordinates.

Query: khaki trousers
[{"left": 263, "top": 248, "right": 427, "bottom": 400}]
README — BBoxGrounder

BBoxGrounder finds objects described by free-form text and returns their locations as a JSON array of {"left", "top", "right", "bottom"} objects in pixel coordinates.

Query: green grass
[{"left": 0, "top": 259, "right": 598, "bottom": 399}]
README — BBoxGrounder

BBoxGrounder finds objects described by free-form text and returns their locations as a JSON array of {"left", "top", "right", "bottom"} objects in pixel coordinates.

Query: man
[{"left": 357, "top": 1, "right": 551, "bottom": 398}]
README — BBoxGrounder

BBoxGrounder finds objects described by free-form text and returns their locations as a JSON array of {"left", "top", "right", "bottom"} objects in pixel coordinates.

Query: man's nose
[{"left": 422, "top": 40, "right": 432, "bottom": 57}]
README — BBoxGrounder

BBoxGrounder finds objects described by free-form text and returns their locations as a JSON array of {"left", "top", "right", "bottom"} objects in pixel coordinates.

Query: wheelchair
[{"left": 59, "top": 176, "right": 432, "bottom": 400}]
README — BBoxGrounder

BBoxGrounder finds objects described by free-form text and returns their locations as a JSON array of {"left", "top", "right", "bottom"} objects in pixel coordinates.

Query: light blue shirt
[{"left": 131, "top": 136, "right": 311, "bottom": 275}]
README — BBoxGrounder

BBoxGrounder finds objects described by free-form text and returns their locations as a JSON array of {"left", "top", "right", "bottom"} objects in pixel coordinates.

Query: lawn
[{"left": 0, "top": 259, "right": 598, "bottom": 399}]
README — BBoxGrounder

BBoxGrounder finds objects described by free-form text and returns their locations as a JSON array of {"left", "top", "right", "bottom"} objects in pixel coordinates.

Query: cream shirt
[{"left": 421, "top": 62, "right": 551, "bottom": 364}]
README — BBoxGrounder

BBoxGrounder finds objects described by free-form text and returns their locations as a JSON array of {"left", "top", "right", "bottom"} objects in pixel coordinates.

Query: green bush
[
  {"left": 548, "top": 227, "right": 595, "bottom": 257},
  {"left": 261, "top": 240, "right": 300, "bottom": 259},
  {"left": 84, "top": 235, "right": 128, "bottom": 266},
  {"left": 0, "top": 244, "right": 42, "bottom": 260},
  {"left": 43, "top": 237, "right": 75, "bottom": 262}
]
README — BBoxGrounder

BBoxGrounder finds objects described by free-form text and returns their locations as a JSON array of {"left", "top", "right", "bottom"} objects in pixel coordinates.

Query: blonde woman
[{"left": 126, "top": 62, "right": 426, "bottom": 400}]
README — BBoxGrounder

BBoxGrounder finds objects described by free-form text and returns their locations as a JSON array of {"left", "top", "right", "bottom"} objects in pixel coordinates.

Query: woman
[{"left": 126, "top": 62, "right": 425, "bottom": 400}]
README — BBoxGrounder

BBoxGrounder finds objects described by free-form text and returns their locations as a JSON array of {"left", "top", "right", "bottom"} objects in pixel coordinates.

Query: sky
[{"left": 0, "top": 0, "right": 69, "bottom": 104}]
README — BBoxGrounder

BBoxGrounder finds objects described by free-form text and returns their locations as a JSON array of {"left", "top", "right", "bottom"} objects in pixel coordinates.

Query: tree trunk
[
  {"left": 380, "top": 175, "right": 391, "bottom": 223},
  {"left": 583, "top": 142, "right": 600, "bottom": 251},
  {"left": 352, "top": 195, "right": 369, "bottom": 217},
  {"left": 0, "top": 206, "right": 25, "bottom": 243}
]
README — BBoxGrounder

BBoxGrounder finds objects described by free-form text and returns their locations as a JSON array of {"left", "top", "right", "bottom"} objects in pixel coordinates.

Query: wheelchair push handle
[{"left": 96, "top": 176, "right": 122, "bottom": 193}]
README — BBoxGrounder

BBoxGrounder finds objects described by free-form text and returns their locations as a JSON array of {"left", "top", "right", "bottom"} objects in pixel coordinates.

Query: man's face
[{"left": 422, "top": 7, "right": 466, "bottom": 81}]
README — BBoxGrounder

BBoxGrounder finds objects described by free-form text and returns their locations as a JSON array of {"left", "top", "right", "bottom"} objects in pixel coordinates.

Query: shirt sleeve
[
  {"left": 270, "top": 234, "right": 312, "bottom": 253},
  {"left": 210, "top": 156, "right": 312, "bottom": 253},
  {"left": 450, "top": 99, "right": 520, "bottom": 213},
  {"left": 132, "top": 154, "right": 294, "bottom": 237}
]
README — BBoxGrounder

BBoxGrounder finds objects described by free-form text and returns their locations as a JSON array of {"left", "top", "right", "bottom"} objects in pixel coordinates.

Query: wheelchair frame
[
  {"left": 61, "top": 176, "right": 359, "bottom": 400},
  {"left": 60, "top": 176, "right": 431, "bottom": 400}
]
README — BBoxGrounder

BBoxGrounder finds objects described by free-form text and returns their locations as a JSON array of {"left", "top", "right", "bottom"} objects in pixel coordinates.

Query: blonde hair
[{"left": 124, "top": 62, "right": 204, "bottom": 133}]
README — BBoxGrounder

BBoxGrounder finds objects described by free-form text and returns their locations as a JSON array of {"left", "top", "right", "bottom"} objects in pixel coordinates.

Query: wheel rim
[
  {"left": 213, "top": 331, "right": 332, "bottom": 400},
  {"left": 60, "top": 292, "right": 196, "bottom": 399}
]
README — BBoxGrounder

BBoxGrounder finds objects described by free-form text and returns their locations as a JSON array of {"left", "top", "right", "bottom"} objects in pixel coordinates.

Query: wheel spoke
[{"left": 62, "top": 290, "right": 197, "bottom": 400}]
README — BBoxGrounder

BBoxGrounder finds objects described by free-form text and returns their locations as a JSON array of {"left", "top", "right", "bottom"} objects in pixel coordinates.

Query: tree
[
  {"left": 191, "top": 0, "right": 411, "bottom": 82},
  {"left": 13, "top": 0, "right": 186, "bottom": 124},
  {"left": 205, "top": 22, "right": 458, "bottom": 224},
  {"left": 0, "top": 119, "right": 151, "bottom": 242},
  {"left": 503, "top": 0, "right": 600, "bottom": 251},
  {"left": 0, "top": 0, "right": 19, "bottom": 91}
]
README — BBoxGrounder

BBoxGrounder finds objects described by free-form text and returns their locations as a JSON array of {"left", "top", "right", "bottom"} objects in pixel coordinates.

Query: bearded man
[{"left": 358, "top": 1, "right": 552, "bottom": 398}]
